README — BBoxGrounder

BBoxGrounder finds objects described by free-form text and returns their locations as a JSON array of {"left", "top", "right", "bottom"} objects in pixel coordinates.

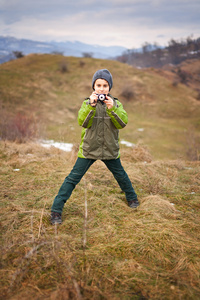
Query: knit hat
[{"left": 92, "top": 69, "right": 113, "bottom": 91}]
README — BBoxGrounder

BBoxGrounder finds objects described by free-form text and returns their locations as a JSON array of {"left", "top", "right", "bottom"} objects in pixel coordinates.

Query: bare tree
[
  {"left": 82, "top": 52, "right": 93, "bottom": 58},
  {"left": 13, "top": 51, "right": 24, "bottom": 59}
]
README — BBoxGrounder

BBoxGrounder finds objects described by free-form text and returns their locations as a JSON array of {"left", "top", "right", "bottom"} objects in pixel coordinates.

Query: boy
[{"left": 51, "top": 69, "right": 139, "bottom": 224}]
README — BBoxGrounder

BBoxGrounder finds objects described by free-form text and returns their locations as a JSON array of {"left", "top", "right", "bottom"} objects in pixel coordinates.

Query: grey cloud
[
  {"left": 0, "top": 0, "right": 199, "bottom": 47},
  {"left": 1, "top": 0, "right": 200, "bottom": 26}
]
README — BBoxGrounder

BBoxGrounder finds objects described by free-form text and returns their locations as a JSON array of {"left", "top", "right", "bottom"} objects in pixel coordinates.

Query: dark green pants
[{"left": 51, "top": 157, "right": 137, "bottom": 214}]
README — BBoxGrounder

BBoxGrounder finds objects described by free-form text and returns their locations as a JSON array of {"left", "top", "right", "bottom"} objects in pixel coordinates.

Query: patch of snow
[
  {"left": 137, "top": 128, "right": 144, "bottom": 132},
  {"left": 189, "top": 51, "right": 198, "bottom": 55},
  {"left": 120, "top": 140, "right": 135, "bottom": 147},
  {"left": 40, "top": 140, "right": 73, "bottom": 152},
  {"left": 13, "top": 169, "right": 20, "bottom": 171}
]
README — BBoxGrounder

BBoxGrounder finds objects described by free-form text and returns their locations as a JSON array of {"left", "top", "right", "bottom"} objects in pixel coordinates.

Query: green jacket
[{"left": 77, "top": 95, "right": 128, "bottom": 160}]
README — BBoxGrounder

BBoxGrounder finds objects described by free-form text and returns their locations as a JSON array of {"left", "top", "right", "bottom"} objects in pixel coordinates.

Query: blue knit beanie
[{"left": 92, "top": 69, "right": 113, "bottom": 91}]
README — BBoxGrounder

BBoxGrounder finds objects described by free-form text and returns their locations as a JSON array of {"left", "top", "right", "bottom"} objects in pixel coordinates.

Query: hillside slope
[
  {"left": 0, "top": 54, "right": 200, "bottom": 159},
  {"left": 160, "top": 58, "right": 200, "bottom": 92}
]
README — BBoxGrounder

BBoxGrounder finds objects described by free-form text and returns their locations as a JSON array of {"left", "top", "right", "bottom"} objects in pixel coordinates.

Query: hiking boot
[
  {"left": 50, "top": 211, "right": 62, "bottom": 224},
  {"left": 128, "top": 199, "right": 140, "bottom": 209}
]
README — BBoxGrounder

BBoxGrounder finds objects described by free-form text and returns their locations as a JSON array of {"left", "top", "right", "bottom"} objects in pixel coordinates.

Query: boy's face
[{"left": 94, "top": 79, "right": 109, "bottom": 94}]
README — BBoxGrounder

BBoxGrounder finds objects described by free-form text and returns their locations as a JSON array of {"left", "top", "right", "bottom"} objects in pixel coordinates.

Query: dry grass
[
  {"left": 121, "top": 144, "right": 153, "bottom": 163},
  {"left": 1, "top": 141, "right": 200, "bottom": 299}
]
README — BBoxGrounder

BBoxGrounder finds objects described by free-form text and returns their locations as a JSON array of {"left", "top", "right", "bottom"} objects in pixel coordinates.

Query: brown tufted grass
[{"left": 0, "top": 141, "right": 200, "bottom": 299}]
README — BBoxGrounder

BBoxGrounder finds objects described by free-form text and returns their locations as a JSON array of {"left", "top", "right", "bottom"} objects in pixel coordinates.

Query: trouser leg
[
  {"left": 103, "top": 158, "right": 137, "bottom": 202},
  {"left": 51, "top": 157, "right": 95, "bottom": 214}
]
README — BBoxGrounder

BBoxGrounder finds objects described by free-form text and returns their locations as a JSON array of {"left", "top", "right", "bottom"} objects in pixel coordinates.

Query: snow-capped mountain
[{"left": 0, "top": 36, "right": 127, "bottom": 63}]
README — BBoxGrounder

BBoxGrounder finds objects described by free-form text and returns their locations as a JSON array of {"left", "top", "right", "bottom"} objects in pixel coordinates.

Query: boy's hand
[
  {"left": 104, "top": 95, "right": 113, "bottom": 109},
  {"left": 89, "top": 92, "right": 98, "bottom": 107}
]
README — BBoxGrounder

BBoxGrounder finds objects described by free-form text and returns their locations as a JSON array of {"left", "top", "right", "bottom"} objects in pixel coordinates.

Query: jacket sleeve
[
  {"left": 78, "top": 99, "right": 96, "bottom": 128},
  {"left": 106, "top": 99, "right": 128, "bottom": 129}
]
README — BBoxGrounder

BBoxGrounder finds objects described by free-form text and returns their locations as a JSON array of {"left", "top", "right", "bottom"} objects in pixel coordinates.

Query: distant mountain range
[{"left": 0, "top": 36, "right": 128, "bottom": 64}]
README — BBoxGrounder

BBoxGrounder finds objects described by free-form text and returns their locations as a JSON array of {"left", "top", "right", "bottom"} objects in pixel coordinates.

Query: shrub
[
  {"left": 58, "top": 61, "right": 69, "bottom": 73},
  {"left": 120, "top": 85, "right": 135, "bottom": 102},
  {"left": 13, "top": 51, "right": 24, "bottom": 59},
  {"left": 196, "top": 91, "right": 200, "bottom": 101},
  {"left": 82, "top": 52, "right": 93, "bottom": 58},
  {"left": 172, "top": 80, "right": 179, "bottom": 87},
  {"left": 79, "top": 60, "right": 85, "bottom": 68},
  {"left": 52, "top": 51, "right": 64, "bottom": 55},
  {"left": 176, "top": 67, "right": 188, "bottom": 84},
  {"left": 0, "top": 111, "right": 38, "bottom": 143}
]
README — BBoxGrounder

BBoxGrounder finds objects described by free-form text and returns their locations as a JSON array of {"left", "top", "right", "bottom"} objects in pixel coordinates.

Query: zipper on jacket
[{"left": 101, "top": 104, "right": 106, "bottom": 160}]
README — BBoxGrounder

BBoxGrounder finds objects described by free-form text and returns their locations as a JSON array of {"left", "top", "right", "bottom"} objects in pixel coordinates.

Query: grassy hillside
[
  {"left": 0, "top": 141, "right": 200, "bottom": 299},
  {"left": 0, "top": 55, "right": 200, "bottom": 299},
  {"left": 161, "top": 58, "right": 200, "bottom": 92},
  {"left": 0, "top": 54, "right": 200, "bottom": 159}
]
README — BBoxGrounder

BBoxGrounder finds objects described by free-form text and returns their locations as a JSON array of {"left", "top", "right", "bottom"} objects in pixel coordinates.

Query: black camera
[{"left": 97, "top": 94, "right": 107, "bottom": 102}]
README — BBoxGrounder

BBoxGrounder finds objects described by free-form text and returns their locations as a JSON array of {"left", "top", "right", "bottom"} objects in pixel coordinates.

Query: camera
[{"left": 97, "top": 94, "right": 107, "bottom": 102}]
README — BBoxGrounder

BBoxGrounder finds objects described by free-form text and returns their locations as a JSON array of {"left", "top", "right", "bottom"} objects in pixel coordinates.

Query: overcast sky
[{"left": 0, "top": 0, "right": 200, "bottom": 49}]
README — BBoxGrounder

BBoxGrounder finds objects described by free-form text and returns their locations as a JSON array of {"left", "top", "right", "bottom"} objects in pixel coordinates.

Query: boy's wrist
[{"left": 89, "top": 98, "right": 97, "bottom": 107}]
